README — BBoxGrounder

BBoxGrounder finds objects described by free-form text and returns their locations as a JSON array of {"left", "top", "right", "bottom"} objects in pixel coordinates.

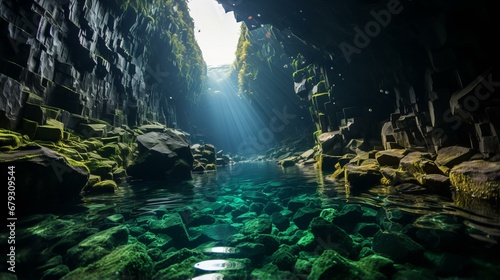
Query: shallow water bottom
[{"left": 2, "top": 161, "right": 500, "bottom": 279}]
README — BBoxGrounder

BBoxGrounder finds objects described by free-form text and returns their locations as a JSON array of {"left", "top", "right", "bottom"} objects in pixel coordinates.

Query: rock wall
[
  {"left": 221, "top": 0, "right": 500, "bottom": 159},
  {"left": 0, "top": 0, "right": 205, "bottom": 132}
]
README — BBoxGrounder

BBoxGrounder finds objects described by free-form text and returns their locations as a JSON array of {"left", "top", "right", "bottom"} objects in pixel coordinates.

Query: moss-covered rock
[
  {"left": 65, "top": 225, "right": 129, "bottom": 269},
  {"left": 344, "top": 163, "right": 383, "bottom": 189},
  {"left": 0, "top": 131, "right": 22, "bottom": 149},
  {"left": 153, "top": 256, "right": 199, "bottom": 280},
  {"left": 308, "top": 250, "right": 385, "bottom": 280},
  {"left": 84, "top": 179, "right": 117, "bottom": 194},
  {"left": 97, "top": 143, "right": 121, "bottom": 158},
  {"left": 373, "top": 231, "right": 425, "bottom": 264},
  {"left": 34, "top": 125, "right": 63, "bottom": 142},
  {"left": 0, "top": 145, "right": 89, "bottom": 215},
  {"left": 62, "top": 243, "right": 153, "bottom": 280},
  {"left": 85, "top": 158, "right": 115, "bottom": 179},
  {"left": 205, "top": 163, "right": 216, "bottom": 171},
  {"left": 450, "top": 160, "right": 500, "bottom": 200}
]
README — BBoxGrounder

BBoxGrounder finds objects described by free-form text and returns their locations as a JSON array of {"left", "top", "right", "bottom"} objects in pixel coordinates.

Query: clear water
[{"left": 4, "top": 161, "right": 500, "bottom": 279}]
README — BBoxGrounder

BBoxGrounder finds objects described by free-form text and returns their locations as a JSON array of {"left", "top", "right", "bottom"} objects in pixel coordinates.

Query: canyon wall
[{"left": 0, "top": 0, "right": 205, "bottom": 133}]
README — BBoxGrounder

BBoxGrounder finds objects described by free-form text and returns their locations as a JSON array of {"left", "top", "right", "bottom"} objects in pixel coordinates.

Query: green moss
[
  {"left": 82, "top": 139, "right": 104, "bottom": 151},
  {"left": 0, "top": 131, "right": 22, "bottom": 149},
  {"left": 98, "top": 143, "right": 121, "bottom": 158},
  {"left": 205, "top": 163, "right": 216, "bottom": 171},
  {"left": 85, "top": 158, "right": 115, "bottom": 179},
  {"left": 85, "top": 179, "right": 118, "bottom": 194}
]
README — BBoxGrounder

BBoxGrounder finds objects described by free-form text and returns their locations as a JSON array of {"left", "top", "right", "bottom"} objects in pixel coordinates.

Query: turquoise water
[{"left": 4, "top": 161, "right": 500, "bottom": 279}]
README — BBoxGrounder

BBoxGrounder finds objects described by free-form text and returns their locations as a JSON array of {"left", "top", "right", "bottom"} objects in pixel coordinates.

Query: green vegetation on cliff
[{"left": 115, "top": 0, "right": 206, "bottom": 103}]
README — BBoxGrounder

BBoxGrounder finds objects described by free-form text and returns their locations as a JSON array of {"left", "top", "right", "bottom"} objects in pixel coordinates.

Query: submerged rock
[
  {"left": 127, "top": 130, "right": 193, "bottom": 180},
  {"left": 62, "top": 243, "right": 153, "bottom": 280},
  {"left": 65, "top": 225, "right": 129, "bottom": 268},
  {"left": 308, "top": 250, "right": 385, "bottom": 280},
  {"left": 373, "top": 231, "right": 425, "bottom": 263}
]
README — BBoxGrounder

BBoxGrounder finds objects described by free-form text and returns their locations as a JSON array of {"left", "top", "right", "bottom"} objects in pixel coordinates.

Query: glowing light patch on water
[
  {"left": 194, "top": 259, "right": 244, "bottom": 271},
  {"left": 202, "top": 247, "right": 240, "bottom": 254},
  {"left": 191, "top": 273, "right": 225, "bottom": 280}
]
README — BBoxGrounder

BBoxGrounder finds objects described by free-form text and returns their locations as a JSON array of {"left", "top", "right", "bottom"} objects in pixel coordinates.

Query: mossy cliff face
[{"left": 0, "top": 0, "right": 205, "bottom": 131}]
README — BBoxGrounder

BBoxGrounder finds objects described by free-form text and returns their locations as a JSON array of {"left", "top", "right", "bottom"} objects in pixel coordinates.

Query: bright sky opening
[{"left": 188, "top": 0, "right": 241, "bottom": 66}]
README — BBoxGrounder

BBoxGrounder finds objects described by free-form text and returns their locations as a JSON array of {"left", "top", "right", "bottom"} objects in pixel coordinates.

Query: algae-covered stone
[
  {"left": 62, "top": 243, "right": 153, "bottom": 280},
  {"left": 35, "top": 125, "right": 63, "bottom": 142},
  {"left": 149, "top": 213, "right": 190, "bottom": 245},
  {"left": 0, "top": 131, "right": 22, "bottom": 149},
  {"left": 309, "top": 217, "right": 354, "bottom": 257},
  {"left": 270, "top": 244, "right": 297, "bottom": 270},
  {"left": 77, "top": 123, "right": 107, "bottom": 138},
  {"left": 449, "top": 160, "right": 500, "bottom": 200},
  {"left": 373, "top": 231, "right": 424, "bottom": 263},
  {"left": 154, "top": 248, "right": 206, "bottom": 271},
  {"left": 85, "top": 158, "right": 115, "bottom": 179},
  {"left": 113, "top": 167, "right": 128, "bottom": 181},
  {"left": 153, "top": 256, "right": 200, "bottom": 280},
  {"left": 308, "top": 250, "right": 384, "bottom": 280},
  {"left": 344, "top": 163, "right": 383, "bottom": 189},
  {"left": 84, "top": 179, "right": 117, "bottom": 194},
  {"left": 399, "top": 152, "right": 442, "bottom": 177},
  {"left": 0, "top": 145, "right": 89, "bottom": 215},
  {"left": 205, "top": 163, "right": 216, "bottom": 171},
  {"left": 242, "top": 217, "right": 272, "bottom": 235},
  {"left": 65, "top": 225, "right": 129, "bottom": 268},
  {"left": 97, "top": 143, "right": 121, "bottom": 157},
  {"left": 292, "top": 207, "right": 322, "bottom": 230}
]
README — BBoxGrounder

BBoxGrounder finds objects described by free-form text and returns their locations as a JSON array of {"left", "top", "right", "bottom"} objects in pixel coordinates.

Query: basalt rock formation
[
  {"left": 223, "top": 0, "right": 500, "bottom": 158},
  {"left": 0, "top": 0, "right": 205, "bottom": 131},
  {"left": 0, "top": 0, "right": 205, "bottom": 211}
]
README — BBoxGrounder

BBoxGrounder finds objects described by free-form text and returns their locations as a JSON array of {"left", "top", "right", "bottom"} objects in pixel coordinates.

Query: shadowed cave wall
[{"left": 223, "top": 0, "right": 500, "bottom": 160}]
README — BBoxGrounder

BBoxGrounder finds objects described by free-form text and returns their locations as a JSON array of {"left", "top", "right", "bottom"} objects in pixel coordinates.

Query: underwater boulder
[
  {"left": 242, "top": 217, "right": 273, "bottom": 235},
  {"left": 373, "top": 231, "right": 425, "bottom": 263},
  {"left": 308, "top": 250, "right": 385, "bottom": 280},
  {"left": 65, "top": 225, "right": 129, "bottom": 268},
  {"left": 127, "top": 130, "right": 194, "bottom": 180},
  {"left": 62, "top": 243, "right": 153, "bottom": 280}
]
